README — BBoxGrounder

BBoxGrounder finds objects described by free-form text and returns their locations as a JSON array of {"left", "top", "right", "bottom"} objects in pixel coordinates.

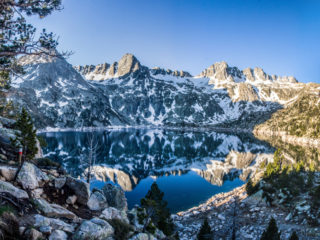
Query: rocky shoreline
[
  {"left": 0, "top": 160, "right": 166, "bottom": 240},
  {"left": 174, "top": 184, "right": 320, "bottom": 239},
  {"left": 254, "top": 128, "right": 320, "bottom": 148}
]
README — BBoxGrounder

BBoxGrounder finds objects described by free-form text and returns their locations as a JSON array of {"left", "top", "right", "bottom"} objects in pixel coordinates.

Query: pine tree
[
  {"left": 138, "top": 182, "right": 174, "bottom": 236},
  {"left": 197, "top": 217, "right": 212, "bottom": 240},
  {"left": 289, "top": 231, "right": 299, "bottom": 240},
  {"left": 11, "top": 108, "right": 38, "bottom": 162},
  {"left": 260, "top": 217, "right": 281, "bottom": 240}
]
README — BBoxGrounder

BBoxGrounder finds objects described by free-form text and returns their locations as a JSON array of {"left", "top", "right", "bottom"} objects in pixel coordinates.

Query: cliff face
[{"left": 7, "top": 52, "right": 316, "bottom": 130}]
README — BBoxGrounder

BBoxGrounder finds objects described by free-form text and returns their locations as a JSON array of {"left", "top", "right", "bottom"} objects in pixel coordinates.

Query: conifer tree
[
  {"left": 138, "top": 182, "right": 174, "bottom": 236},
  {"left": 0, "top": 0, "right": 68, "bottom": 90},
  {"left": 289, "top": 231, "right": 299, "bottom": 240},
  {"left": 11, "top": 108, "right": 38, "bottom": 162},
  {"left": 197, "top": 217, "right": 213, "bottom": 240},
  {"left": 260, "top": 217, "right": 281, "bottom": 240}
]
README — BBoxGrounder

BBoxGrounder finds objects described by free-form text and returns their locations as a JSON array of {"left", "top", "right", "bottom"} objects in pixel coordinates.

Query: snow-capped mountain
[
  {"left": 8, "top": 53, "right": 126, "bottom": 129},
  {"left": 8, "top": 52, "right": 311, "bottom": 129}
]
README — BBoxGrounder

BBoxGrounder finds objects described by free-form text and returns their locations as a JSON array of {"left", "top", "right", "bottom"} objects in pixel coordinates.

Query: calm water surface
[{"left": 40, "top": 128, "right": 274, "bottom": 213}]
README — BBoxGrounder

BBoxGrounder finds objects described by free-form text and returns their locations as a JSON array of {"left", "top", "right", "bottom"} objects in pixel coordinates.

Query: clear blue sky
[{"left": 29, "top": 0, "right": 320, "bottom": 83}]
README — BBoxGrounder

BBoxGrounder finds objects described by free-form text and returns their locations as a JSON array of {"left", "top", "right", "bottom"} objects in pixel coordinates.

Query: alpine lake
[{"left": 39, "top": 128, "right": 275, "bottom": 213}]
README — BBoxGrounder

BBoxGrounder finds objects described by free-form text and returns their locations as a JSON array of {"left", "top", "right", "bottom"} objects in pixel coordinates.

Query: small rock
[
  {"left": 66, "top": 195, "right": 77, "bottom": 205},
  {"left": 24, "top": 228, "right": 43, "bottom": 240},
  {"left": 54, "top": 177, "right": 66, "bottom": 189},
  {"left": 49, "top": 230, "right": 68, "bottom": 240},
  {"left": 31, "top": 188, "right": 44, "bottom": 198},
  {"left": 0, "top": 166, "right": 17, "bottom": 181},
  {"left": 19, "top": 226, "right": 26, "bottom": 235}
]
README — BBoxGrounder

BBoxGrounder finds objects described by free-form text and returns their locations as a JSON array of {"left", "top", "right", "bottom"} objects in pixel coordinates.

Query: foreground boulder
[
  {"left": 65, "top": 177, "right": 90, "bottom": 205},
  {"left": 32, "top": 214, "right": 75, "bottom": 233},
  {"left": 33, "top": 198, "right": 76, "bottom": 220},
  {"left": 0, "top": 180, "right": 28, "bottom": 199},
  {"left": 87, "top": 191, "right": 108, "bottom": 211},
  {"left": 129, "top": 233, "right": 157, "bottom": 240},
  {"left": 49, "top": 230, "right": 68, "bottom": 240},
  {"left": 101, "top": 183, "right": 128, "bottom": 211},
  {"left": 17, "top": 162, "right": 49, "bottom": 190},
  {"left": 100, "top": 207, "right": 129, "bottom": 223},
  {"left": 72, "top": 217, "right": 114, "bottom": 240}
]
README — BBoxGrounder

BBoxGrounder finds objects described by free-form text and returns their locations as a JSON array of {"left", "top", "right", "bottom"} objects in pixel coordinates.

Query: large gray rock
[
  {"left": 17, "top": 162, "right": 49, "bottom": 190},
  {"left": 87, "top": 191, "right": 108, "bottom": 211},
  {"left": 101, "top": 183, "right": 128, "bottom": 211},
  {"left": 129, "top": 233, "right": 156, "bottom": 240},
  {"left": 72, "top": 217, "right": 114, "bottom": 240},
  {"left": 65, "top": 177, "right": 90, "bottom": 205},
  {"left": 49, "top": 230, "right": 68, "bottom": 240},
  {"left": 0, "top": 180, "right": 28, "bottom": 199},
  {"left": 33, "top": 198, "right": 76, "bottom": 219},
  {"left": 99, "top": 207, "right": 129, "bottom": 223},
  {"left": 33, "top": 214, "right": 75, "bottom": 233},
  {"left": 0, "top": 165, "right": 17, "bottom": 181}
]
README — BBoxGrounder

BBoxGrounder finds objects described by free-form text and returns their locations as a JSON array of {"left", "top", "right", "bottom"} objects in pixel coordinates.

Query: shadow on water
[{"left": 39, "top": 128, "right": 275, "bottom": 212}]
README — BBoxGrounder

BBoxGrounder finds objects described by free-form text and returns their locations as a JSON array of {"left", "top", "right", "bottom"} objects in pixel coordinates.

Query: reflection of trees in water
[
  {"left": 263, "top": 138, "right": 320, "bottom": 170},
  {"left": 40, "top": 129, "right": 274, "bottom": 180}
]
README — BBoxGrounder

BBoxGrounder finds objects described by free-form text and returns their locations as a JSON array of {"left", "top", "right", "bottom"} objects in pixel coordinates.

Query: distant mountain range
[{"left": 7, "top": 52, "right": 319, "bottom": 132}]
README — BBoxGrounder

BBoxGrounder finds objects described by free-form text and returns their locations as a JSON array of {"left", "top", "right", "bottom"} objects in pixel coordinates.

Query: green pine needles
[
  {"left": 197, "top": 217, "right": 213, "bottom": 240},
  {"left": 260, "top": 217, "right": 281, "bottom": 240},
  {"left": 138, "top": 182, "right": 174, "bottom": 236},
  {"left": 11, "top": 108, "right": 38, "bottom": 161}
]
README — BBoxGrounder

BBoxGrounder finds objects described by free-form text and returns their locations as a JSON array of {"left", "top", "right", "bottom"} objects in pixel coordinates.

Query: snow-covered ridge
[{"left": 8, "top": 52, "right": 318, "bottom": 129}]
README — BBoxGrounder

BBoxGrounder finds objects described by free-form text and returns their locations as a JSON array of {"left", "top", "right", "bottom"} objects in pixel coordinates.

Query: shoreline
[{"left": 253, "top": 128, "right": 320, "bottom": 148}]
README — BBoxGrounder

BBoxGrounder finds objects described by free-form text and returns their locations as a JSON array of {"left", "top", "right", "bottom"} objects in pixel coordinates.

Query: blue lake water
[{"left": 39, "top": 128, "right": 274, "bottom": 213}]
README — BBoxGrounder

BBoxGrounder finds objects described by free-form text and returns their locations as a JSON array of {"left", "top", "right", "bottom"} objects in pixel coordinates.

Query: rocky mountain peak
[
  {"left": 117, "top": 53, "right": 141, "bottom": 77},
  {"left": 199, "top": 61, "right": 243, "bottom": 83},
  {"left": 18, "top": 49, "right": 63, "bottom": 66},
  {"left": 199, "top": 61, "right": 298, "bottom": 84},
  {"left": 150, "top": 67, "right": 192, "bottom": 78}
]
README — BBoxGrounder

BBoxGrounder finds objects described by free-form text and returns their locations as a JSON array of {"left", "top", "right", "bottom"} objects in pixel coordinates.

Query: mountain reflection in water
[{"left": 40, "top": 128, "right": 275, "bottom": 213}]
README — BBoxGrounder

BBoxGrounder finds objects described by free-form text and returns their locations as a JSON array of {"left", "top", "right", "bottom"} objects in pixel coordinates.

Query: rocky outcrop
[
  {"left": 0, "top": 180, "right": 28, "bottom": 199},
  {"left": 101, "top": 183, "right": 128, "bottom": 211},
  {"left": 33, "top": 198, "right": 77, "bottom": 220},
  {"left": 65, "top": 177, "right": 90, "bottom": 205},
  {"left": 99, "top": 207, "right": 129, "bottom": 223},
  {"left": 150, "top": 67, "right": 192, "bottom": 78},
  {"left": 72, "top": 218, "right": 114, "bottom": 240},
  {"left": 32, "top": 214, "right": 75, "bottom": 233},
  {"left": 87, "top": 191, "right": 108, "bottom": 211},
  {"left": 17, "top": 162, "right": 49, "bottom": 190}
]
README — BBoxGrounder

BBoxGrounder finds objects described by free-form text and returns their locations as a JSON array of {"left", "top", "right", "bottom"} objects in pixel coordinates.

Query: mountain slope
[
  {"left": 7, "top": 52, "right": 315, "bottom": 130},
  {"left": 8, "top": 54, "right": 126, "bottom": 129},
  {"left": 254, "top": 84, "right": 320, "bottom": 139}
]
